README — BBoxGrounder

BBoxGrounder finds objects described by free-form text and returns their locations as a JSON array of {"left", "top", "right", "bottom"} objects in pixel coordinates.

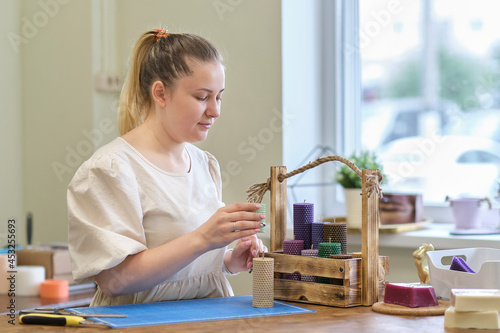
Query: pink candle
[
  {"left": 384, "top": 283, "right": 438, "bottom": 308},
  {"left": 283, "top": 240, "right": 304, "bottom": 280}
]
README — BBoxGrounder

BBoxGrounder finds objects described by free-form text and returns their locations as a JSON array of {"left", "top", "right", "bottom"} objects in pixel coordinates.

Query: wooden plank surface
[
  {"left": 273, "top": 279, "right": 359, "bottom": 307},
  {"left": 2, "top": 298, "right": 474, "bottom": 333},
  {"left": 265, "top": 252, "right": 349, "bottom": 280},
  {"left": 270, "top": 166, "right": 287, "bottom": 252},
  {"left": 361, "top": 169, "right": 380, "bottom": 306}
]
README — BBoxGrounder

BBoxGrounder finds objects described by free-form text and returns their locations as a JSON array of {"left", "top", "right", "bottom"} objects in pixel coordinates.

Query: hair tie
[{"left": 153, "top": 29, "right": 169, "bottom": 42}]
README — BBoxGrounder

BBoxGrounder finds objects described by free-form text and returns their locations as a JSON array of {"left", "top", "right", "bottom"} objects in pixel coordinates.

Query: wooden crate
[
  {"left": 248, "top": 158, "right": 388, "bottom": 307},
  {"left": 264, "top": 252, "right": 388, "bottom": 307}
]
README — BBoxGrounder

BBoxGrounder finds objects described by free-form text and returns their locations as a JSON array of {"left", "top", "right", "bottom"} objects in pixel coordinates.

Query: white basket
[{"left": 427, "top": 247, "right": 500, "bottom": 300}]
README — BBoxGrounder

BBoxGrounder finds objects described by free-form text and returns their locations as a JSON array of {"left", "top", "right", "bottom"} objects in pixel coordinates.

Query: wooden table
[{"left": 0, "top": 294, "right": 496, "bottom": 333}]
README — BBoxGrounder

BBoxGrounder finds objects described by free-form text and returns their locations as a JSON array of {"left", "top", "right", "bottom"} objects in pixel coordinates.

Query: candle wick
[{"left": 303, "top": 199, "right": 306, "bottom": 203}]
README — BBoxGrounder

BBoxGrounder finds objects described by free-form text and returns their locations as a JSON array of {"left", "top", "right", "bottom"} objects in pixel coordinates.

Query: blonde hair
[{"left": 118, "top": 29, "right": 223, "bottom": 135}]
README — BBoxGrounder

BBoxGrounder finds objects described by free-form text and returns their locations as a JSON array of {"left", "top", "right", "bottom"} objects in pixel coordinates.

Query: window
[
  {"left": 360, "top": 0, "right": 500, "bottom": 203},
  {"left": 283, "top": 0, "right": 500, "bottom": 220}
]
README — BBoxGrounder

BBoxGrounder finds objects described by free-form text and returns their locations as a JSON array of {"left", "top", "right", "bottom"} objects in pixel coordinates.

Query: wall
[
  {"left": 0, "top": 0, "right": 23, "bottom": 244},
  {"left": 12, "top": 0, "right": 281, "bottom": 295},
  {"left": 21, "top": 0, "right": 94, "bottom": 246}
]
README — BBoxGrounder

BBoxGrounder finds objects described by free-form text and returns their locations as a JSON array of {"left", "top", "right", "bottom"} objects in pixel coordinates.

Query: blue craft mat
[{"left": 67, "top": 295, "right": 315, "bottom": 328}]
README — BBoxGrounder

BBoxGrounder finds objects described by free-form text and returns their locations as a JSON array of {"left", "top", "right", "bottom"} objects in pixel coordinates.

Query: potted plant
[{"left": 335, "top": 151, "right": 385, "bottom": 228}]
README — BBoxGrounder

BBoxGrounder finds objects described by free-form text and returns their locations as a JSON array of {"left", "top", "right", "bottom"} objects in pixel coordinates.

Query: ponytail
[
  {"left": 118, "top": 31, "right": 155, "bottom": 135},
  {"left": 118, "top": 29, "right": 223, "bottom": 135}
]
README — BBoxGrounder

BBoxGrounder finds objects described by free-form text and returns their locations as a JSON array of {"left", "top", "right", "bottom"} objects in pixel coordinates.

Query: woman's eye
[{"left": 196, "top": 96, "right": 208, "bottom": 101}]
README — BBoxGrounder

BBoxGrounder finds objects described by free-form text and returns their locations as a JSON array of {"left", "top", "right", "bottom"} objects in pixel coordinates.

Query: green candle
[
  {"left": 318, "top": 242, "right": 341, "bottom": 283},
  {"left": 318, "top": 242, "right": 341, "bottom": 257}
]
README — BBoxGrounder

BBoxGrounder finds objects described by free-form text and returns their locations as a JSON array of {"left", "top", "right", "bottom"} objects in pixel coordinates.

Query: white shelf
[{"left": 347, "top": 222, "right": 500, "bottom": 250}]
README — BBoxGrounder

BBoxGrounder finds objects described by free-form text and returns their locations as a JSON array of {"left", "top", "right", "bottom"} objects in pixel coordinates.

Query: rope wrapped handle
[{"left": 246, "top": 155, "right": 383, "bottom": 203}]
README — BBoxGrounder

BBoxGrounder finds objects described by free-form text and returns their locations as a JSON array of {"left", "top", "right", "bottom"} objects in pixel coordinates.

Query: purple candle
[
  {"left": 311, "top": 221, "right": 326, "bottom": 250},
  {"left": 283, "top": 240, "right": 304, "bottom": 280},
  {"left": 300, "top": 249, "right": 318, "bottom": 282},
  {"left": 293, "top": 203, "right": 314, "bottom": 250}
]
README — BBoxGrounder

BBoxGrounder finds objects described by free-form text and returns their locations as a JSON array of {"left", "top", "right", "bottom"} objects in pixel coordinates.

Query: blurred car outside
[
  {"left": 362, "top": 97, "right": 460, "bottom": 151},
  {"left": 376, "top": 135, "right": 500, "bottom": 203},
  {"left": 443, "top": 109, "right": 500, "bottom": 144}
]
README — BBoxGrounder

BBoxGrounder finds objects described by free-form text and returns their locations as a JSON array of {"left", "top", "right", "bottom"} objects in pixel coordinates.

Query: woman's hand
[
  {"left": 96, "top": 203, "right": 266, "bottom": 298},
  {"left": 194, "top": 203, "right": 265, "bottom": 252},
  {"left": 224, "top": 235, "right": 268, "bottom": 274}
]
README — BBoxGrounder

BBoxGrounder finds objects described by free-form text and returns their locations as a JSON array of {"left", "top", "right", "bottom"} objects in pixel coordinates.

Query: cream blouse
[{"left": 67, "top": 137, "right": 235, "bottom": 306}]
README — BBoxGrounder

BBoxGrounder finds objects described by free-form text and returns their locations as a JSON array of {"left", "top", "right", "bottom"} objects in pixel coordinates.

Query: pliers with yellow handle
[{"left": 19, "top": 313, "right": 108, "bottom": 327}]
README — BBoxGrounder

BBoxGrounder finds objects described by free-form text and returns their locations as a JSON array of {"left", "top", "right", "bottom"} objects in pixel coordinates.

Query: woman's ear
[{"left": 151, "top": 81, "right": 167, "bottom": 108}]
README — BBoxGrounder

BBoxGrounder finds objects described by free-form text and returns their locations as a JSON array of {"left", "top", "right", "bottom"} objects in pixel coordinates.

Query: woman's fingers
[
  {"left": 222, "top": 203, "right": 262, "bottom": 213},
  {"left": 231, "top": 219, "right": 265, "bottom": 232}
]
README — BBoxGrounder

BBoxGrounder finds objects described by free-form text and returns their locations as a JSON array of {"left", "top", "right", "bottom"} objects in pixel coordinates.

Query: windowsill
[{"left": 347, "top": 222, "right": 500, "bottom": 250}]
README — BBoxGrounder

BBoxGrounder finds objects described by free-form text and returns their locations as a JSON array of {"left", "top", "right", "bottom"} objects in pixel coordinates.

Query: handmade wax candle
[
  {"left": 253, "top": 204, "right": 266, "bottom": 233},
  {"left": 301, "top": 249, "right": 318, "bottom": 256},
  {"left": 311, "top": 222, "right": 326, "bottom": 250},
  {"left": 445, "top": 306, "right": 499, "bottom": 329},
  {"left": 293, "top": 203, "right": 313, "bottom": 250},
  {"left": 17, "top": 265, "right": 45, "bottom": 296},
  {"left": 283, "top": 240, "right": 304, "bottom": 280},
  {"left": 318, "top": 242, "right": 341, "bottom": 257},
  {"left": 300, "top": 249, "right": 318, "bottom": 282},
  {"left": 383, "top": 283, "right": 438, "bottom": 308},
  {"left": 40, "top": 279, "right": 69, "bottom": 299},
  {"left": 330, "top": 254, "right": 353, "bottom": 259},
  {"left": 323, "top": 222, "right": 347, "bottom": 254},
  {"left": 283, "top": 240, "right": 304, "bottom": 255},
  {"left": 451, "top": 289, "right": 500, "bottom": 312},
  {"left": 317, "top": 242, "right": 341, "bottom": 283},
  {"left": 449, "top": 256, "right": 475, "bottom": 273},
  {"left": 252, "top": 257, "right": 274, "bottom": 308}
]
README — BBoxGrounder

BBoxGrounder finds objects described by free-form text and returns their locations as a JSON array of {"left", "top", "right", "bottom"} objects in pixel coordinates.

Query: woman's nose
[{"left": 206, "top": 99, "right": 221, "bottom": 118}]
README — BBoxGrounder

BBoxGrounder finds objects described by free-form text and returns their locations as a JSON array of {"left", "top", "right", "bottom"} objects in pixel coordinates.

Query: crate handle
[{"left": 246, "top": 155, "right": 383, "bottom": 203}]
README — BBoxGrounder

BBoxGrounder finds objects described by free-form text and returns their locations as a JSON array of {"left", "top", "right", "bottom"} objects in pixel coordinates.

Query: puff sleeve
[
  {"left": 205, "top": 151, "right": 223, "bottom": 203},
  {"left": 67, "top": 154, "right": 148, "bottom": 283}
]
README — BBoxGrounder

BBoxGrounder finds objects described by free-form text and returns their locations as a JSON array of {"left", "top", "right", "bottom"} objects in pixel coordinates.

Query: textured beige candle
[{"left": 252, "top": 257, "right": 274, "bottom": 308}]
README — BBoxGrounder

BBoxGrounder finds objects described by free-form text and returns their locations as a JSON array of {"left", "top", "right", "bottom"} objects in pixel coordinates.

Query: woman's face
[{"left": 159, "top": 60, "right": 225, "bottom": 144}]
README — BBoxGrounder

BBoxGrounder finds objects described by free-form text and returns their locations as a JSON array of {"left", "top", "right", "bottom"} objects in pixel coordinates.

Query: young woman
[{"left": 68, "top": 29, "right": 267, "bottom": 306}]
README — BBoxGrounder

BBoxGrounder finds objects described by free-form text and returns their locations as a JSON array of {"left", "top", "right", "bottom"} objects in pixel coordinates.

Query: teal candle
[
  {"left": 318, "top": 242, "right": 341, "bottom": 257},
  {"left": 253, "top": 204, "right": 266, "bottom": 233},
  {"left": 318, "top": 242, "right": 341, "bottom": 283}
]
